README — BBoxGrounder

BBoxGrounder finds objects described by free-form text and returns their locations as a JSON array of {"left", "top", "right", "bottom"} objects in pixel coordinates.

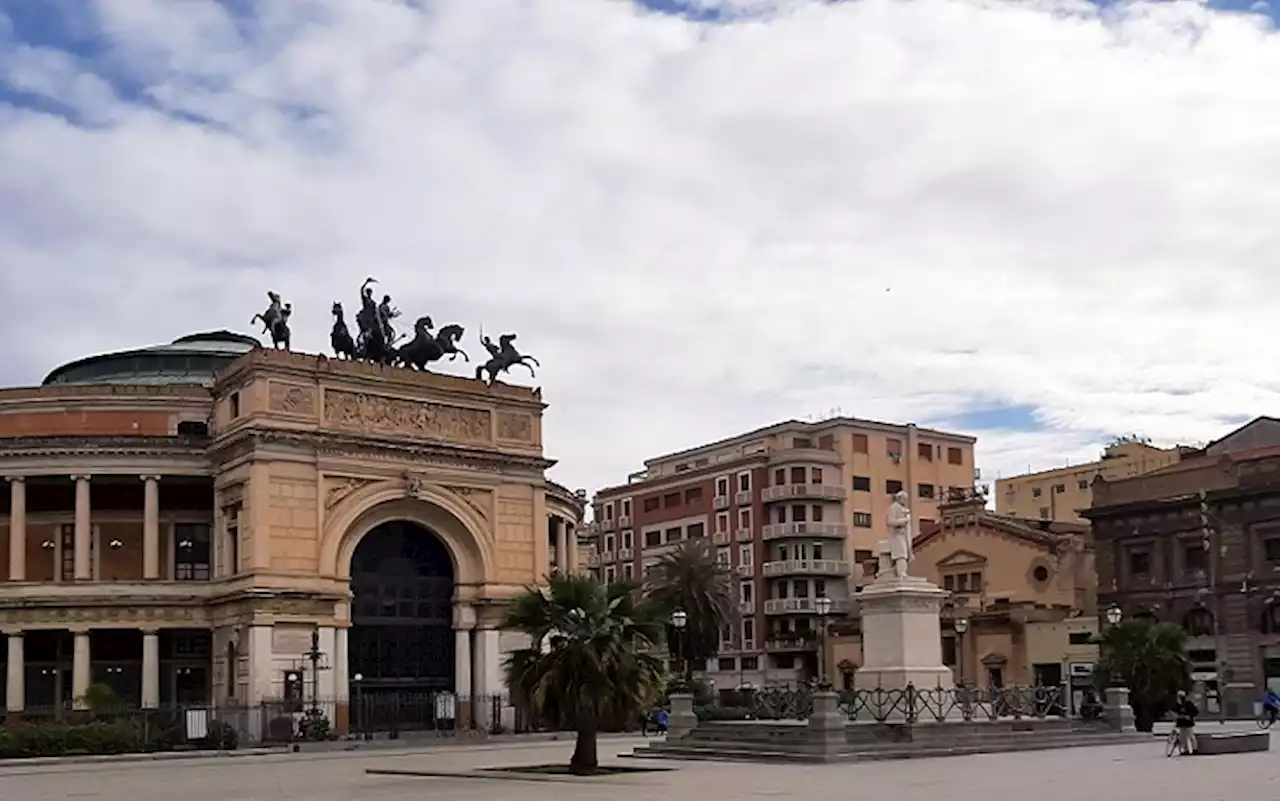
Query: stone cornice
[
  {"left": 213, "top": 348, "right": 546, "bottom": 412},
  {"left": 0, "top": 384, "right": 211, "bottom": 404},
  {"left": 0, "top": 436, "right": 211, "bottom": 473},
  {"left": 209, "top": 428, "right": 555, "bottom": 474}
]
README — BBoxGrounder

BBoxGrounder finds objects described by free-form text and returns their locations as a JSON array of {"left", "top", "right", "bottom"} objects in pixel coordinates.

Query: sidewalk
[{"left": 0, "top": 730, "right": 652, "bottom": 770}]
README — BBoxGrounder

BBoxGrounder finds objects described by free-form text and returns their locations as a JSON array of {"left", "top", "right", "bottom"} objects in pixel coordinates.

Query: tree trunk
[
  {"left": 1133, "top": 702, "right": 1155, "bottom": 733},
  {"left": 569, "top": 724, "right": 599, "bottom": 775}
]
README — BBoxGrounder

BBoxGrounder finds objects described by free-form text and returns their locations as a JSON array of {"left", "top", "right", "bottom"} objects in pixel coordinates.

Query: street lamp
[
  {"left": 953, "top": 617, "right": 970, "bottom": 686},
  {"left": 670, "top": 609, "right": 689, "bottom": 691},
  {"left": 352, "top": 673, "right": 364, "bottom": 739},
  {"left": 1105, "top": 604, "right": 1123, "bottom": 626},
  {"left": 814, "top": 595, "right": 833, "bottom": 690}
]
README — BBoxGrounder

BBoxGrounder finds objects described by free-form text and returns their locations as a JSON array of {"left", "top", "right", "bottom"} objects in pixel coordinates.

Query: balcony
[
  {"left": 739, "top": 599, "right": 755, "bottom": 615},
  {"left": 735, "top": 490, "right": 753, "bottom": 505},
  {"left": 761, "top": 522, "right": 848, "bottom": 540},
  {"left": 713, "top": 495, "right": 731, "bottom": 510},
  {"left": 599, "top": 551, "right": 615, "bottom": 563},
  {"left": 617, "top": 547, "right": 634, "bottom": 561},
  {"left": 713, "top": 531, "right": 732, "bottom": 545},
  {"left": 618, "top": 515, "right": 632, "bottom": 528},
  {"left": 587, "top": 553, "right": 601, "bottom": 567},
  {"left": 600, "top": 519, "right": 616, "bottom": 531},
  {"left": 768, "top": 446, "right": 842, "bottom": 466},
  {"left": 762, "top": 559, "right": 850, "bottom": 578},
  {"left": 764, "top": 635, "right": 818, "bottom": 652},
  {"left": 763, "top": 597, "right": 851, "bottom": 615},
  {"left": 735, "top": 528, "right": 753, "bottom": 542},
  {"left": 762, "top": 484, "right": 847, "bottom": 503},
  {"left": 736, "top": 563, "right": 754, "bottom": 577}
]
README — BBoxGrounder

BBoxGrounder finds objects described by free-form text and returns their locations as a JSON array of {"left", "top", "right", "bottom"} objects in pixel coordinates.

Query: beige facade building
[
  {"left": 827, "top": 494, "right": 1097, "bottom": 700},
  {"left": 0, "top": 332, "right": 581, "bottom": 733},
  {"left": 586, "top": 416, "right": 976, "bottom": 689},
  {"left": 995, "top": 439, "right": 1185, "bottom": 523}
]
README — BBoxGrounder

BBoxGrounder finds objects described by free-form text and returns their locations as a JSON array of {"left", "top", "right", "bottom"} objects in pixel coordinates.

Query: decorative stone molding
[
  {"left": 444, "top": 485, "right": 491, "bottom": 520},
  {"left": 495, "top": 411, "right": 534, "bottom": 443},
  {"left": 324, "top": 476, "right": 379, "bottom": 510},
  {"left": 323, "top": 390, "right": 492, "bottom": 444},
  {"left": 268, "top": 381, "right": 317, "bottom": 416}
]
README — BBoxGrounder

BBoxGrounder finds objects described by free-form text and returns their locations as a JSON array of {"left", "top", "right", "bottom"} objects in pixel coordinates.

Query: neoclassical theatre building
[{"left": 0, "top": 331, "right": 583, "bottom": 727}]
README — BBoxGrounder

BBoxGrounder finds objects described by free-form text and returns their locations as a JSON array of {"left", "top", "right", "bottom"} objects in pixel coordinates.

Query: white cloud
[{"left": 1, "top": 0, "right": 1278, "bottom": 493}]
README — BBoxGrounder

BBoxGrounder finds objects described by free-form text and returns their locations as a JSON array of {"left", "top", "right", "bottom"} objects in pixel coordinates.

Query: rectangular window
[
  {"left": 622, "top": 530, "right": 633, "bottom": 549},
  {"left": 645, "top": 530, "right": 662, "bottom": 547},
  {"left": 886, "top": 438, "right": 903, "bottom": 459},
  {"left": 947, "top": 447, "right": 963, "bottom": 465},
  {"left": 716, "top": 547, "right": 731, "bottom": 566},
  {"left": 621, "top": 499, "right": 632, "bottom": 517},
  {"left": 790, "top": 504, "right": 807, "bottom": 523},
  {"left": 716, "top": 512, "right": 729, "bottom": 533},
  {"left": 818, "top": 434, "right": 834, "bottom": 451},
  {"left": 738, "top": 508, "right": 752, "bottom": 530},
  {"left": 792, "top": 437, "right": 812, "bottom": 449},
  {"left": 853, "top": 512, "right": 872, "bottom": 528},
  {"left": 1128, "top": 549, "right": 1151, "bottom": 576},
  {"left": 852, "top": 475, "right": 871, "bottom": 492},
  {"left": 738, "top": 472, "right": 751, "bottom": 492},
  {"left": 1068, "top": 632, "right": 1093, "bottom": 645},
  {"left": 918, "top": 442, "right": 933, "bottom": 460},
  {"left": 794, "top": 580, "right": 809, "bottom": 598},
  {"left": 1053, "top": 484, "right": 1065, "bottom": 494},
  {"left": 740, "top": 580, "right": 754, "bottom": 603},
  {"left": 774, "top": 506, "right": 786, "bottom": 524},
  {"left": 811, "top": 468, "right": 823, "bottom": 485},
  {"left": 918, "top": 483, "right": 935, "bottom": 499},
  {"left": 1032, "top": 487, "right": 1043, "bottom": 498},
  {"left": 1039, "top": 507, "right": 1050, "bottom": 519},
  {"left": 665, "top": 527, "right": 682, "bottom": 543},
  {"left": 60, "top": 523, "right": 75, "bottom": 582},
  {"left": 715, "top": 477, "right": 729, "bottom": 497},
  {"left": 743, "top": 619, "right": 755, "bottom": 646},
  {"left": 1265, "top": 538, "right": 1280, "bottom": 563},
  {"left": 942, "top": 636, "right": 956, "bottom": 666},
  {"left": 623, "top": 563, "right": 635, "bottom": 581},
  {"left": 643, "top": 496, "right": 660, "bottom": 512},
  {"left": 886, "top": 479, "right": 903, "bottom": 494},
  {"left": 739, "top": 544, "right": 753, "bottom": 567},
  {"left": 790, "top": 466, "right": 805, "bottom": 484},
  {"left": 741, "top": 655, "right": 759, "bottom": 670},
  {"left": 229, "top": 392, "right": 240, "bottom": 418},
  {"left": 174, "top": 523, "right": 212, "bottom": 581},
  {"left": 604, "top": 502, "right": 614, "bottom": 520},
  {"left": 774, "top": 468, "right": 786, "bottom": 486},
  {"left": 968, "top": 571, "right": 981, "bottom": 590},
  {"left": 851, "top": 434, "right": 868, "bottom": 453},
  {"left": 686, "top": 522, "right": 705, "bottom": 539},
  {"left": 943, "top": 574, "right": 955, "bottom": 591},
  {"left": 812, "top": 504, "right": 824, "bottom": 523},
  {"left": 225, "top": 506, "right": 240, "bottom": 576},
  {"left": 684, "top": 487, "right": 702, "bottom": 503},
  {"left": 1183, "top": 541, "right": 1207, "bottom": 572},
  {"left": 812, "top": 543, "right": 824, "bottom": 560},
  {"left": 663, "top": 492, "right": 680, "bottom": 508},
  {"left": 1078, "top": 479, "right": 1089, "bottom": 490},
  {"left": 718, "top": 657, "right": 736, "bottom": 672},
  {"left": 605, "top": 565, "right": 617, "bottom": 583},
  {"left": 604, "top": 534, "right": 615, "bottom": 552}
]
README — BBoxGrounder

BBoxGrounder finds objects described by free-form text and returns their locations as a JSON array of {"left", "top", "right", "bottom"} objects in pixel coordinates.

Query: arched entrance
[{"left": 349, "top": 520, "right": 455, "bottom": 694}]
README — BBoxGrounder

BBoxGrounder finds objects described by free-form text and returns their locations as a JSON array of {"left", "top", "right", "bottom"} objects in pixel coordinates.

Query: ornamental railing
[{"left": 741, "top": 683, "right": 1069, "bottom": 724}]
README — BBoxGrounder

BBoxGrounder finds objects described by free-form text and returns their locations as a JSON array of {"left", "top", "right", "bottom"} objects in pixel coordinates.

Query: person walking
[{"left": 1171, "top": 690, "right": 1199, "bottom": 755}]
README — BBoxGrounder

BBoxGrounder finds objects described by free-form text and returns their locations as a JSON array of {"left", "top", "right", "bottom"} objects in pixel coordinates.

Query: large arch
[{"left": 348, "top": 519, "right": 456, "bottom": 691}]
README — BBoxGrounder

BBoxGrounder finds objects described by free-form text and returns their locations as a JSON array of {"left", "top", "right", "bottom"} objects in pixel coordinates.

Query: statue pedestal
[{"left": 853, "top": 573, "right": 953, "bottom": 703}]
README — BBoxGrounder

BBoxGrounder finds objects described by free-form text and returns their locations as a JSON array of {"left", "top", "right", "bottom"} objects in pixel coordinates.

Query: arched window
[{"left": 1183, "top": 606, "right": 1214, "bottom": 637}]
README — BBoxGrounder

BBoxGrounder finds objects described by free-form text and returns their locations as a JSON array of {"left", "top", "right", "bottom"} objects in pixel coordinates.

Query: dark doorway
[{"left": 349, "top": 521, "right": 455, "bottom": 693}]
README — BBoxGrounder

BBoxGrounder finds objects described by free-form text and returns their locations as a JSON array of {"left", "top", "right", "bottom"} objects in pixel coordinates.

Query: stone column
[
  {"left": 7, "top": 478, "right": 25, "bottom": 581},
  {"left": 316, "top": 627, "right": 337, "bottom": 701},
  {"left": 142, "top": 476, "right": 160, "bottom": 580},
  {"left": 141, "top": 630, "right": 160, "bottom": 709},
  {"left": 248, "top": 625, "right": 275, "bottom": 703},
  {"left": 454, "top": 604, "right": 474, "bottom": 728},
  {"left": 555, "top": 518, "right": 569, "bottom": 573},
  {"left": 332, "top": 626, "right": 350, "bottom": 735},
  {"left": 71, "top": 631, "right": 91, "bottom": 708},
  {"left": 668, "top": 692, "right": 697, "bottom": 739},
  {"left": 1104, "top": 686, "right": 1135, "bottom": 732},
  {"left": 6, "top": 633, "right": 23, "bottom": 712},
  {"left": 73, "top": 476, "right": 91, "bottom": 581},
  {"left": 473, "top": 627, "right": 501, "bottom": 729}
]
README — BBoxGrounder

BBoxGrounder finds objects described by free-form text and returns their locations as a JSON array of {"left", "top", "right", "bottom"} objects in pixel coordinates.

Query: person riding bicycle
[
  {"left": 1171, "top": 690, "right": 1199, "bottom": 755},
  {"left": 1262, "top": 689, "right": 1280, "bottom": 724}
]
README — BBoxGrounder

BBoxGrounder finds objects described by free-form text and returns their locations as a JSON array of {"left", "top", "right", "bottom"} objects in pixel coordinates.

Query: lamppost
[
  {"left": 671, "top": 609, "right": 689, "bottom": 691},
  {"left": 302, "top": 630, "right": 325, "bottom": 715},
  {"left": 814, "top": 596, "right": 833, "bottom": 690},
  {"left": 352, "top": 673, "right": 364, "bottom": 739},
  {"left": 953, "top": 616, "right": 970, "bottom": 687}
]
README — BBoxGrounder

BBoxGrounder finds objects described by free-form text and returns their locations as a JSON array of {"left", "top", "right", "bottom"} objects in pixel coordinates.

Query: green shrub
[
  {"left": 695, "top": 705, "right": 752, "bottom": 721},
  {"left": 298, "top": 709, "right": 331, "bottom": 741},
  {"left": 204, "top": 720, "right": 239, "bottom": 750},
  {"left": 0, "top": 720, "right": 146, "bottom": 758}
]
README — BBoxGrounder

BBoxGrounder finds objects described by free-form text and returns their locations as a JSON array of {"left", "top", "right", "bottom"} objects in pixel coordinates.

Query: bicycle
[
  {"left": 1257, "top": 707, "right": 1278, "bottom": 730},
  {"left": 1166, "top": 726, "right": 1196, "bottom": 757}
]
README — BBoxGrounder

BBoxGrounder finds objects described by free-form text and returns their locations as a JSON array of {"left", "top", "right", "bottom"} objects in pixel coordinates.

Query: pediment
[{"left": 936, "top": 549, "right": 988, "bottom": 568}]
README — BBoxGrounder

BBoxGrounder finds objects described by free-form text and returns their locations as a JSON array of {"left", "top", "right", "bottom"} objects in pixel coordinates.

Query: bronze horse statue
[
  {"left": 396, "top": 318, "right": 470, "bottom": 370},
  {"left": 476, "top": 333, "right": 538, "bottom": 384},
  {"left": 252, "top": 291, "right": 292, "bottom": 350},
  {"left": 330, "top": 302, "right": 357, "bottom": 359}
]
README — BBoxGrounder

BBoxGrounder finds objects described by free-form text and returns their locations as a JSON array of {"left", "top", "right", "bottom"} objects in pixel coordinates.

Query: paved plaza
[{"left": 1, "top": 733, "right": 1278, "bottom": 801}]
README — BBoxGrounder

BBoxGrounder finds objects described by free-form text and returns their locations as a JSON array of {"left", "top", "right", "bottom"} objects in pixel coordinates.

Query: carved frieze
[
  {"left": 323, "top": 390, "right": 492, "bottom": 443},
  {"left": 0, "top": 605, "right": 204, "bottom": 626},
  {"left": 325, "top": 476, "right": 379, "bottom": 509},
  {"left": 496, "top": 411, "right": 534, "bottom": 443},
  {"left": 269, "top": 382, "right": 317, "bottom": 416}
]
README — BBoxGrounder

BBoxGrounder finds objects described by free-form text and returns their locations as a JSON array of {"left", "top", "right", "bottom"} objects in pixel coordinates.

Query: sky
[{"left": 2, "top": 0, "right": 1279, "bottom": 498}]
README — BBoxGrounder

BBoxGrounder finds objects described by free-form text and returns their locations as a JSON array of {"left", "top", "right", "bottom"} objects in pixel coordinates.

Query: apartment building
[
  {"left": 995, "top": 438, "right": 1185, "bottom": 524},
  {"left": 585, "top": 417, "right": 977, "bottom": 689}
]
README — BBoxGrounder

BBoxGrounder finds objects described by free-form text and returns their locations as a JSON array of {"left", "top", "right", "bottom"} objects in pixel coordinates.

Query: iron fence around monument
[{"left": 737, "top": 684, "right": 1071, "bottom": 724}]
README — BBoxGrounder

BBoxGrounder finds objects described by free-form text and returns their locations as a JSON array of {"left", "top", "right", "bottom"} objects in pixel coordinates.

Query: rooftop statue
[
  {"left": 476, "top": 331, "right": 539, "bottom": 385},
  {"left": 251, "top": 291, "right": 292, "bottom": 350}
]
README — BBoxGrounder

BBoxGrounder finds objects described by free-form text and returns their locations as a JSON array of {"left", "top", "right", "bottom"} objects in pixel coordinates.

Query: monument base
[{"left": 853, "top": 667, "right": 954, "bottom": 692}]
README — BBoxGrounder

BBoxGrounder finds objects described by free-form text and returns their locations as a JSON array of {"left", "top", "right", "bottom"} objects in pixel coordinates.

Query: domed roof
[{"left": 42, "top": 331, "right": 261, "bottom": 387}]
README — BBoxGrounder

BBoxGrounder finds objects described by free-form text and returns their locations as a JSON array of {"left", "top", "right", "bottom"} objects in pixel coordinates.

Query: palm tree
[
  {"left": 1096, "top": 618, "right": 1191, "bottom": 731},
  {"left": 644, "top": 539, "right": 737, "bottom": 685},
  {"left": 503, "top": 574, "right": 666, "bottom": 774}
]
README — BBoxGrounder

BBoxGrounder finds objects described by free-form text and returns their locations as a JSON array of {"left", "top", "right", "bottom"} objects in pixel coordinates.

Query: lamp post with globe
[
  {"left": 814, "top": 596, "right": 833, "bottom": 690},
  {"left": 953, "top": 616, "right": 970, "bottom": 686},
  {"left": 670, "top": 609, "right": 689, "bottom": 691}
]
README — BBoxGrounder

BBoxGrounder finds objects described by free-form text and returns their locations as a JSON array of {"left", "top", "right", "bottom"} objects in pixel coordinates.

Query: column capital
[
  {"left": 5, "top": 476, "right": 24, "bottom": 484},
  {"left": 71, "top": 475, "right": 91, "bottom": 483},
  {"left": 1, "top": 629, "right": 23, "bottom": 638},
  {"left": 141, "top": 628, "right": 161, "bottom": 637},
  {"left": 140, "top": 475, "right": 161, "bottom": 483}
]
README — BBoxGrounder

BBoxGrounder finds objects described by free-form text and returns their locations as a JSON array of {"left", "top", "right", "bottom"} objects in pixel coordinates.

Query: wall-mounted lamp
[
  {"left": 179, "top": 540, "right": 193, "bottom": 549},
  {"left": 109, "top": 539, "right": 123, "bottom": 549},
  {"left": 41, "top": 540, "right": 54, "bottom": 550}
]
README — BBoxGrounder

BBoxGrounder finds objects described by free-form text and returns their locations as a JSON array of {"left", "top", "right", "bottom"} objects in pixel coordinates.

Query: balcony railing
[
  {"left": 736, "top": 528, "right": 753, "bottom": 542},
  {"left": 712, "top": 531, "right": 732, "bottom": 545},
  {"left": 762, "top": 484, "right": 847, "bottom": 503},
  {"left": 764, "top": 636, "right": 818, "bottom": 652},
  {"left": 739, "top": 599, "right": 755, "bottom": 615},
  {"left": 587, "top": 553, "right": 601, "bottom": 567},
  {"left": 617, "top": 547, "right": 633, "bottom": 561},
  {"left": 763, "top": 597, "right": 851, "bottom": 615},
  {"left": 736, "top": 563, "right": 754, "bottom": 577},
  {"left": 767, "top": 446, "right": 843, "bottom": 466},
  {"left": 762, "top": 559, "right": 850, "bottom": 577},
  {"left": 761, "top": 522, "right": 848, "bottom": 540},
  {"left": 735, "top": 490, "right": 753, "bottom": 505},
  {"left": 599, "top": 551, "right": 615, "bottom": 563},
  {"left": 617, "top": 515, "right": 632, "bottom": 528},
  {"left": 600, "top": 519, "right": 616, "bottom": 531},
  {"left": 713, "top": 495, "right": 731, "bottom": 510}
]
